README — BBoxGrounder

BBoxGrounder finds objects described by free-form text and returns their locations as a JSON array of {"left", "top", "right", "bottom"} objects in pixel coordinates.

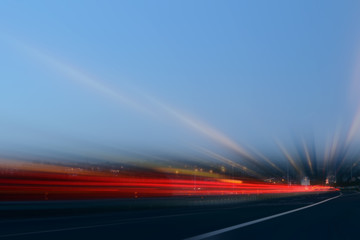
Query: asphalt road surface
[{"left": 0, "top": 191, "right": 358, "bottom": 240}]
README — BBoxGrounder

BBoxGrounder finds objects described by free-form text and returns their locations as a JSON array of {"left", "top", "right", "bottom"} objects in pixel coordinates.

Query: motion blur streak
[
  {"left": 12, "top": 40, "right": 262, "bottom": 172},
  {"left": 244, "top": 145, "right": 284, "bottom": 175},
  {"left": 276, "top": 140, "right": 303, "bottom": 175},
  {"left": 346, "top": 47, "right": 360, "bottom": 146},
  {"left": 195, "top": 147, "right": 262, "bottom": 178},
  {"left": 346, "top": 108, "right": 360, "bottom": 146},
  {"left": 0, "top": 159, "right": 336, "bottom": 201},
  {"left": 302, "top": 139, "right": 314, "bottom": 175},
  {"left": 14, "top": 41, "right": 151, "bottom": 115},
  {"left": 156, "top": 103, "right": 257, "bottom": 162}
]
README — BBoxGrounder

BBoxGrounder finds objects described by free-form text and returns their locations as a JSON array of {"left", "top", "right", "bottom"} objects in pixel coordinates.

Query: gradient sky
[{"left": 1, "top": 1, "right": 360, "bottom": 162}]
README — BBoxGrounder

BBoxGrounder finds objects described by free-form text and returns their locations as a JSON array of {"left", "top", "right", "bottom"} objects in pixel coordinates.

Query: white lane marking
[
  {"left": 184, "top": 193, "right": 342, "bottom": 240},
  {"left": 0, "top": 193, "right": 342, "bottom": 238}
]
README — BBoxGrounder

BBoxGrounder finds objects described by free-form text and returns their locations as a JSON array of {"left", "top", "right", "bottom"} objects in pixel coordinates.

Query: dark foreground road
[{"left": 0, "top": 191, "right": 358, "bottom": 240}]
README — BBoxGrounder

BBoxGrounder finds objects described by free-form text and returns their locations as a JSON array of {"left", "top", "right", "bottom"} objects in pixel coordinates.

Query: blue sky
[{"left": 1, "top": 1, "right": 360, "bottom": 162}]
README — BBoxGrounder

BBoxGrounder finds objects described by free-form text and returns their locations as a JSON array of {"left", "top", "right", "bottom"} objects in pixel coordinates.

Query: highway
[{"left": 0, "top": 191, "right": 358, "bottom": 240}]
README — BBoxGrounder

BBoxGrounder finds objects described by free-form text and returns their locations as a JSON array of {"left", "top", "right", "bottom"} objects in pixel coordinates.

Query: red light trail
[{"left": 0, "top": 167, "right": 336, "bottom": 201}]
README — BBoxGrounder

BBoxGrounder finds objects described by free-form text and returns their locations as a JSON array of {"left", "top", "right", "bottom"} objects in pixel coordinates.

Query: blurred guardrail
[
  {"left": 0, "top": 191, "right": 338, "bottom": 219},
  {"left": 338, "top": 186, "right": 360, "bottom": 192}
]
